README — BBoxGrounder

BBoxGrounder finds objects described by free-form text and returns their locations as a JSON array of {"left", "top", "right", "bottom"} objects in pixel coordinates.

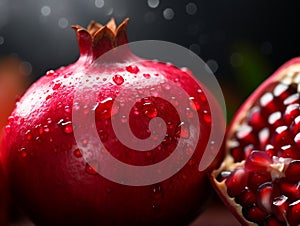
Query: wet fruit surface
[
  {"left": 1, "top": 19, "right": 222, "bottom": 225},
  {"left": 212, "top": 58, "right": 300, "bottom": 226}
]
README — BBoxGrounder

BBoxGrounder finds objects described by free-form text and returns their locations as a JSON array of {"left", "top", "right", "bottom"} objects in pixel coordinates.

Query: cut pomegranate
[{"left": 211, "top": 58, "right": 300, "bottom": 225}]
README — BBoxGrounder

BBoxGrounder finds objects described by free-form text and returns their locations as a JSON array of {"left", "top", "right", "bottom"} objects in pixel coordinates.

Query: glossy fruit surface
[
  {"left": 211, "top": 58, "right": 300, "bottom": 226},
  {"left": 2, "top": 19, "right": 222, "bottom": 225}
]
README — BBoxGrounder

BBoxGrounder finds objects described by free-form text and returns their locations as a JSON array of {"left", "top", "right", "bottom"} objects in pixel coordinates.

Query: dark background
[{"left": 1, "top": 0, "right": 300, "bottom": 117}]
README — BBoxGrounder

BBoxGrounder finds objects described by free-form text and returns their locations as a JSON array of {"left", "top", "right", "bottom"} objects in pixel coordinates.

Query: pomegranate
[
  {"left": 1, "top": 18, "right": 223, "bottom": 225},
  {"left": 211, "top": 58, "right": 300, "bottom": 225}
]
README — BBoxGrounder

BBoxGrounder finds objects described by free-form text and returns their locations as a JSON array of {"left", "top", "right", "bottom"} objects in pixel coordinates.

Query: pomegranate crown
[{"left": 72, "top": 18, "right": 129, "bottom": 60}]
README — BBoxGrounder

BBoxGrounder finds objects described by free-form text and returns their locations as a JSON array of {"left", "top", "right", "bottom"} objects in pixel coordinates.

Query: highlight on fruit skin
[
  {"left": 1, "top": 18, "right": 224, "bottom": 225},
  {"left": 211, "top": 57, "right": 300, "bottom": 226}
]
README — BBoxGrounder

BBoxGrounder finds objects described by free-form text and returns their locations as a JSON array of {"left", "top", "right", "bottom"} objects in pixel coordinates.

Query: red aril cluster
[{"left": 212, "top": 58, "right": 300, "bottom": 226}]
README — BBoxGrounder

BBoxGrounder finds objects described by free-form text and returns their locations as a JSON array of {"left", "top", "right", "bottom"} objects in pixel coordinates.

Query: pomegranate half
[
  {"left": 212, "top": 58, "right": 300, "bottom": 226},
  {"left": 2, "top": 19, "right": 223, "bottom": 225}
]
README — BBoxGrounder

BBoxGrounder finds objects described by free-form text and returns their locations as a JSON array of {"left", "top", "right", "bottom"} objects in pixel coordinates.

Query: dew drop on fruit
[
  {"left": 53, "top": 83, "right": 61, "bottom": 90},
  {"left": 25, "top": 130, "right": 32, "bottom": 140},
  {"left": 47, "top": 118, "right": 52, "bottom": 124},
  {"left": 64, "top": 105, "right": 71, "bottom": 113},
  {"left": 8, "top": 116, "right": 14, "bottom": 124},
  {"left": 73, "top": 148, "right": 82, "bottom": 158},
  {"left": 203, "top": 110, "right": 211, "bottom": 123},
  {"left": 126, "top": 65, "right": 139, "bottom": 74},
  {"left": 85, "top": 161, "right": 99, "bottom": 175},
  {"left": 43, "top": 125, "right": 50, "bottom": 133},
  {"left": 121, "top": 115, "right": 127, "bottom": 123},
  {"left": 63, "top": 122, "right": 73, "bottom": 134},
  {"left": 113, "top": 74, "right": 124, "bottom": 85},
  {"left": 5, "top": 125, "right": 11, "bottom": 132},
  {"left": 18, "top": 148, "right": 28, "bottom": 158},
  {"left": 58, "top": 120, "right": 73, "bottom": 134},
  {"left": 143, "top": 73, "right": 151, "bottom": 79},
  {"left": 143, "top": 103, "right": 158, "bottom": 118}
]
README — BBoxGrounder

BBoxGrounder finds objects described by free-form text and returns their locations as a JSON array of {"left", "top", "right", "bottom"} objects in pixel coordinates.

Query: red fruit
[
  {"left": 1, "top": 19, "right": 223, "bottom": 225},
  {"left": 211, "top": 58, "right": 300, "bottom": 225}
]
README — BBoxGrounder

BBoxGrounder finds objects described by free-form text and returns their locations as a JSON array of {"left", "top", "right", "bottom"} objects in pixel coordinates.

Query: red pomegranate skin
[
  {"left": 1, "top": 19, "right": 222, "bottom": 225},
  {"left": 211, "top": 57, "right": 300, "bottom": 226}
]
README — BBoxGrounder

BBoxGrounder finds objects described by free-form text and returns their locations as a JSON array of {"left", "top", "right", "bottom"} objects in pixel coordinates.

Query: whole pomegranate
[
  {"left": 211, "top": 58, "right": 300, "bottom": 225},
  {"left": 2, "top": 18, "right": 224, "bottom": 225}
]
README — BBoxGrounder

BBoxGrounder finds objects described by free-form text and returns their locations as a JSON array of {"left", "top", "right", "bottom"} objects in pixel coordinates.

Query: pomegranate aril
[
  {"left": 264, "top": 216, "right": 285, "bottom": 226},
  {"left": 225, "top": 168, "right": 248, "bottom": 197},
  {"left": 273, "top": 83, "right": 290, "bottom": 100},
  {"left": 235, "top": 188, "right": 257, "bottom": 207},
  {"left": 287, "top": 200, "right": 300, "bottom": 226},
  {"left": 280, "top": 144, "right": 299, "bottom": 159},
  {"left": 260, "top": 92, "right": 277, "bottom": 113},
  {"left": 284, "top": 103, "right": 300, "bottom": 125},
  {"left": 283, "top": 93, "right": 300, "bottom": 106},
  {"left": 247, "top": 106, "right": 265, "bottom": 130},
  {"left": 245, "top": 151, "right": 272, "bottom": 172},
  {"left": 230, "top": 146, "right": 245, "bottom": 162},
  {"left": 248, "top": 171, "right": 272, "bottom": 191},
  {"left": 272, "top": 195, "right": 288, "bottom": 223},
  {"left": 271, "top": 126, "right": 291, "bottom": 147},
  {"left": 235, "top": 124, "right": 257, "bottom": 145},
  {"left": 268, "top": 112, "right": 282, "bottom": 128},
  {"left": 257, "top": 182, "right": 273, "bottom": 213},
  {"left": 279, "top": 181, "right": 300, "bottom": 201},
  {"left": 285, "top": 160, "right": 300, "bottom": 183},
  {"left": 242, "top": 204, "right": 269, "bottom": 224},
  {"left": 290, "top": 115, "right": 300, "bottom": 136}
]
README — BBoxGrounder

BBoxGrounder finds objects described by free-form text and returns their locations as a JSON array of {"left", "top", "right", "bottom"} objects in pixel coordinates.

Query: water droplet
[
  {"left": 206, "top": 59, "right": 218, "bottom": 73},
  {"left": 113, "top": 74, "right": 124, "bottom": 85},
  {"left": 186, "top": 2, "right": 198, "bottom": 15},
  {"left": 58, "top": 17, "right": 68, "bottom": 29},
  {"left": 46, "top": 70, "right": 55, "bottom": 77},
  {"left": 64, "top": 105, "right": 71, "bottom": 113},
  {"left": 143, "top": 73, "right": 151, "bottom": 79},
  {"left": 163, "top": 8, "right": 175, "bottom": 20},
  {"left": 126, "top": 65, "right": 139, "bottom": 74},
  {"left": 47, "top": 118, "right": 52, "bottom": 124},
  {"left": 5, "top": 125, "right": 10, "bottom": 132},
  {"left": 143, "top": 103, "right": 158, "bottom": 118},
  {"left": 25, "top": 130, "right": 32, "bottom": 140},
  {"left": 53, "top": 83, "right": 61, "bottom": 90},
  {"left": 147, "top": 0, "right": 159, "bottom": 8},
  {"left": 41, "top": 5, "right": 51, "bottom": 16},
  {"left": 121, "top": 115, "right": 128, "bottom": 123},
  {"left": 19, "top": 148, "right": 28, "bottom": 158},
  {"left": 96, "top": 97, "right": 118, "bottom": 119},
  {"left": 43, "top": 125, "right": 50, "bottom": 133},
  {"left": 95, "top": 0, "right": 104, "bottom": 8},
  {"left": 73, "top": 149, "right": 83, "bottom": 158},
  {"left": 8, "top": 116, "right": 14, "bottom": 124},
  {"left": 85, "top": 161, "right": 99, "bottom": 175},
  {"left": 63, "top": 122, "right": 73, "bottom": 134},
  {"left": 58, "top": 120, "right": 73, "bottom": 134},
  {"left": 36, "top": 124, "right": 44, "bottom": 135},
  {"left": 203, "top": 111, "right": 211, "bottom": 123}
]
